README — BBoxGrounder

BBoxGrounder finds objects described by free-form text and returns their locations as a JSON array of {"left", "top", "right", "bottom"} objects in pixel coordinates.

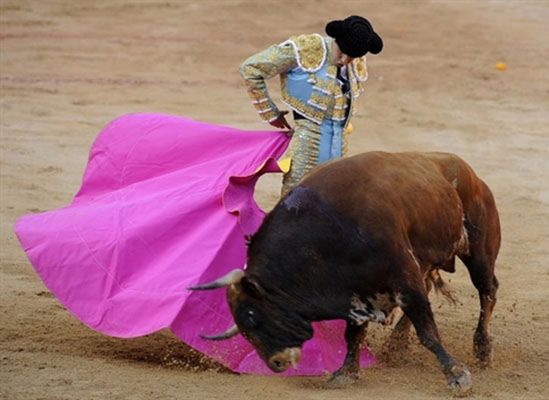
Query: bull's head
[{"left": 189, "top": 268, "right": 313, "bottom": 372}]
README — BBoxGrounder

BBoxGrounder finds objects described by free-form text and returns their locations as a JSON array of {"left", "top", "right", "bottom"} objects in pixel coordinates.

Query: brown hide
[
  {"left": 301, "top": 151, "right": 498, "bottom": 270},
  {"left": 198, "top": 151, "right": 500, "bottom": 392}
]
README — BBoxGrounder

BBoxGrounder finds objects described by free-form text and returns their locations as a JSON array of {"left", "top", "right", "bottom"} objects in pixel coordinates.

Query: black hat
[{"left": 325, "top": 15, "right": 383, "bottom": 57}]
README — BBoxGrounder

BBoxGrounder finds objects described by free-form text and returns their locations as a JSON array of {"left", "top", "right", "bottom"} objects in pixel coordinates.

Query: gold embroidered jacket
[{"left": 240, "top": 34, "right": 368, "bottom": 125}]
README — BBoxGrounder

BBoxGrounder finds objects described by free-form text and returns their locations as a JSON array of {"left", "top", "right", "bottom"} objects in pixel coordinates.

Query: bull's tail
[{"left": 427, "top": 269, "right": 461, "bottom": 306}]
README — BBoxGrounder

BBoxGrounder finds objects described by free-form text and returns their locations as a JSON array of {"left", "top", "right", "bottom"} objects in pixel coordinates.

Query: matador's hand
[{"left": 269, "top": 111, "right": 293, "bottom": 135}]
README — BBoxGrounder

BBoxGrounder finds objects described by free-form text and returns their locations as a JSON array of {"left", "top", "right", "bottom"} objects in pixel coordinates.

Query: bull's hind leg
[
  {"left": 327, "top": 322, "right": 367, "bottom": 388},
  {"left": 460, "top": 184, "right": 500, "bottom": 366},
  {"left": 459, "top": 253, "right": 499, "bottom": 366},
  {"left": 400, "top": 285, "right": 472, "bottom": 392}
]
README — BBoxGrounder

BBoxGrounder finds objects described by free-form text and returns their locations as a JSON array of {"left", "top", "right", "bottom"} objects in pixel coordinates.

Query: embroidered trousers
[{"left": 281, "top": 118, "right": 347, "bottom": 196}]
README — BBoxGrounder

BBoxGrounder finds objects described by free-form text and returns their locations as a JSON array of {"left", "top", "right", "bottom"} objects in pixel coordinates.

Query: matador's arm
[{"left": 240, "top": 43, "right": 297, "bottom": 123}]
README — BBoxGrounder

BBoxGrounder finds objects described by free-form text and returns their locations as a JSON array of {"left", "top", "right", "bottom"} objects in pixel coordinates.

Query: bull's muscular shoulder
[
  {"left": 304, "top": 151, "right": 476, "bottom": 197},
  {"left": 301, "top": 151, "right": 482, "bottom": 230}
]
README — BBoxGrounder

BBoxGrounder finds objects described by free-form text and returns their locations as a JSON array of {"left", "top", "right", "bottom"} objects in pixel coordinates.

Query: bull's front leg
[
  {"left": 326, "top": 321, "right": 367, "bottom": 388},
  {"left": 382, "top": 271, "right": 434, "bottom": 361},
  {"left": 401, "top": 288, "right": 472, "bottom": 393}
]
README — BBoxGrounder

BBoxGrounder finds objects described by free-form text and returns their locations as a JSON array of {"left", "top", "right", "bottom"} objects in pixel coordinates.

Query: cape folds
[{"left": 14, "top": 113, "right": 375, "bottom": 375}]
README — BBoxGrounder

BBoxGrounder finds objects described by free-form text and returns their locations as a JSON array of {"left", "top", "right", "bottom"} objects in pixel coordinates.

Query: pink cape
[{"left": 14, "top": 113, "right": 375, "bottom": 375}]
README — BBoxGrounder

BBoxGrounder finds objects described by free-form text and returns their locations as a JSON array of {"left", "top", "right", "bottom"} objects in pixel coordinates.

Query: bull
[{"left": 190, "top": 151, "right": 500, "bottom": 393}]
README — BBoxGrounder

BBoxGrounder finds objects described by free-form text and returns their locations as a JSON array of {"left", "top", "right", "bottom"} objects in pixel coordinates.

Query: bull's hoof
[
  {"left": 446, "top": 365, "right": 472, "bottom": 394},
  {"left": 474, "top": 334, "right": 493, "bottom": 367},
  {"left": 326, "top": 370, "right": 359, "bottom": 388}
]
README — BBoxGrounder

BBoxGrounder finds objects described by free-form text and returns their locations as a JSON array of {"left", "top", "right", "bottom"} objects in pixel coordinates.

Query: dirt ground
[{"left": 1, "top": 1, "right": 548, "bottom": 399}]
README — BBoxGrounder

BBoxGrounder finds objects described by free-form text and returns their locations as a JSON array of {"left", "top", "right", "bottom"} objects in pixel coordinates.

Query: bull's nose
[
  {"left": 267, "top": 347, "right": 301, "bottom": 372},
  {"left": 268, "top": 358, "right": 288, "bottom": 373}
]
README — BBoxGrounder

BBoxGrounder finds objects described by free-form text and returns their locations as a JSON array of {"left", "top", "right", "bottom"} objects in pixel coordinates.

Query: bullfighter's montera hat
[{"left": 325, "top": 15, "right": 383, "bottom": 57}]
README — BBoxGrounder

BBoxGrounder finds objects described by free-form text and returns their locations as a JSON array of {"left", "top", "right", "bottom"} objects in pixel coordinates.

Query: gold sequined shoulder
[
  {"left": 351, "top": 56, "right": 369, "bottom": 82},
  {"left": 279, "top": 33, "right": 326, "bottom": 73}
]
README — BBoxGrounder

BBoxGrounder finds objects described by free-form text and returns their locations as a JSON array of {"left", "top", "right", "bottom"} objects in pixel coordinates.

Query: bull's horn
[
  {"left": 187, "top": 268, "right": 245, "bottom": 290},
  {"left": 199, "top": 324, "right": 239, "bottom": 341}
]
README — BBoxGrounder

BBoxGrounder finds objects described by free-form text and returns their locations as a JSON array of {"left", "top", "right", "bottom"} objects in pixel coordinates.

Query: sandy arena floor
[{"left": 1, "top": 1, "right": 548, "bottom": 399}]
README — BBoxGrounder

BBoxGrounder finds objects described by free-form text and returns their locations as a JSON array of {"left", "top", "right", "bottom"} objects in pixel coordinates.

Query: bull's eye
[
  {"left": 244, "top": 309, "right": 260, "bottom": 328},
  {"left": 247, "top": 310, "right": 256, "bottom": 326},
  {"left": 237, "top": 307, "right": 260, "bottom": 329}
]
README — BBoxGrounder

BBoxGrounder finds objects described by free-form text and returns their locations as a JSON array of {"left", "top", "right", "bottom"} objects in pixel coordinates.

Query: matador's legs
[{"left": 281, "top": 119, "right": 348, "bottom": 196}]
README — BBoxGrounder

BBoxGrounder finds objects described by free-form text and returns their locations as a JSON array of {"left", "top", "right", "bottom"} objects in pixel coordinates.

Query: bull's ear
[{"left": 240, "top": 277, "right": 264, "bottom": 300}]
